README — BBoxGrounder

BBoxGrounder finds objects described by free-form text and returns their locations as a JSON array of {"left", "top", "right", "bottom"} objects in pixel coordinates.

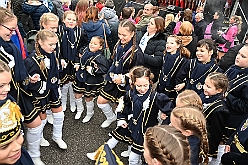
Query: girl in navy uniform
[
  {"left": 221, "top": 116, "right": 248, "bottom": 165},
  {"left": 97, "top": 19, "right": 144, "bottom": 128},
  {"left": 58, "top": 11, "right": 88, "bottom": 113},
  {"left": 224, "top": 44, "right": 248, "bottom": 143},
  {"left": 157, "top": 35, "right": 190, "bottom": 106},
  {"left": 87, "top": 66, "right": 172, "bottom": 165},
  {"left": 73, "top": 36, "right": 109, "bottom": 123},
  {"left": 24, "top": 30, "right": 67, "bottom": 162},
  {"left": 170, "top": 106, "right": 209, "bottom": 165},
  {"left": 175, "top": 39, "right": 221, "bottom": 95},
  {"left": 0, "top": 7, "right": 46, "bottom": 165},
  {"left": 0, "top": 60, "right": 34, "bottom": 165},
  {"left": 200, "top": 72, "right": 229, "bottom": 165}
]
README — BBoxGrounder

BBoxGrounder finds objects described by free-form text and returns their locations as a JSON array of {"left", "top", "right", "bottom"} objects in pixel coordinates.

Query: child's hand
[
  {"left": 113, "top": 74, "right": 122, "bottom": 85},
  {"left": 79, "top": 53, "right": 82, "bottom": 58},
  {"left": 121, "top": 123, "right": 128, "bottom": 128},
  {"left": 30, "top": 74, "right": 40, "bottom": 83},
  {"left": 74, "top": 64, "right": 80, "bottom": 71},
  {"left": 175, "top": 83, "right": 185, "bottom": 91},
  {"left": 160, "top": 113, "right": 167, "bottom": 120},
  {"left": 224, "top": 145, "right": 230, "bottom": 153}
]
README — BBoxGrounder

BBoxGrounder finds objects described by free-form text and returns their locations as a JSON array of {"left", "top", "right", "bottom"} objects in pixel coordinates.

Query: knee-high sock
[
  {"left": 26, "top": 124, "right": 43, "bottom": 158},
  {"left": 106, "top": 137, "right": 119, "bottom": 149},
  {"left": 85, "top": 100, "right": 94, "bottom": 116},
  {"left": 68, "top": 82, "right": 76, "bottom": 106},
  {"left": 53, "top": 111, "right": 64, "bottom": 139},
  {"left": 129, "top": 151, "right": 142, "bottom": 165},
  {"left": 61, "top": 83, "right": 69, "bottom": 108},
  {"left": 97, "top": 103, "right": 114, "bottom": 120},
  {"left": 41, "top": 118, "right": 47, "bottom": 139}
]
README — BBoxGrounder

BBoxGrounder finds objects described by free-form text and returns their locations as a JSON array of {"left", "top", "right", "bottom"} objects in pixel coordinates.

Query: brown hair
[
  {"left": 207, "top": 72, "right": 229, "bottom": 95},
  {"left": 0, "top": 60, "right": 10, "bottom": 73},
  {"left": 75, "top": 0, "right": 91, "bottom": 25},
  {"left": 145, "top": 125, "right": 190, "bottom": 165},
  {"left": 121, "top": 7, "right": 132, "bottom": 19},
  {"left": 0, "top": 7, "right": 16, "bottom": 24},
  {"left": 177, "top": 90, "right": 203, "bottom": 109},
  {"left": 153, "top": 16, "right": 165, "bottom": 33},
  {"left": 35, "top": 30, "right": 58, "bottom": 71},
  {"left": 179, "top": 21, "right": 193, "bottom": 36},
  {"left": 197, "top": 39, "right": 217, "bottom": 60},
  {"left": 172, "top": 106, "right": 209, "bottom": 164},
  {"left": 84, "top": 6, "right": 99, "bottom": 23},
  {"left": 63, "top": 10, "right": 78, "bottom": 23},
  {"left": 40, "top": 12, "right": 59, "bottom": 29},
  {"left": 152, "top": 6, "right": 159, "bottom": 14},
  {"left": 91, "top": 36, "right": 105, "bottom": 48},
  {"left": 116, "top": 19, "right": 136, "bottom": 65},
  {"left": 183, "top": 9, "right": 193, "bottom": 23},
  {"left": 129, "top": 66, "right": 154, "bottom": 89},
  {"left": 166, "top": 35, "right": 191, "bottom": 59}
]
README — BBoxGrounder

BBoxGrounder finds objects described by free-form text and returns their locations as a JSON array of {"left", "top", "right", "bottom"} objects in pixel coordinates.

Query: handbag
[
  {"left": 102, "top": 23, "right": 111, "bottom": 59},
  {"left": 215, "top": 35, "right": 227, "bottom": 44}
]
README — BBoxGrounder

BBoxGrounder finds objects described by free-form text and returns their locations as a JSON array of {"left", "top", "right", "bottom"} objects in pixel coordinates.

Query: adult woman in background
[
  {"left": 217, "top": 15, "right": 242, "bottom": 60},
  {"left": 137, "top": 16, "right": 166, "bottom": 83}
]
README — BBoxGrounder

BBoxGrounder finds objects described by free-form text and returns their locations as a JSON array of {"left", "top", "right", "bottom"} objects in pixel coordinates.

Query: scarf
[
  {"left": 160, "top": 51, "right": 181, "bottom": 86},
  {"left": 76, "top": 48, "right": 102, "bottom": 82},
  {"left": 39, "top": 46, "right": 59, "bottom": 90},
  {"left": 60, "top": 24, "right": 80, "bottom": 61},
  {"left": 200, "top": 93, "right": 223, "bottom": 104},
  {"left": 130, "top": 86, "right": 151, "bottom": 141},
  {"left": 105, "top": 40, "right": 133, "bottom": 81},
  {"left": 225, "top": 65, "right": 248, "bottom": 81},
  {"left": 0, "top": 37, "right": 28, "bottom": 82}
]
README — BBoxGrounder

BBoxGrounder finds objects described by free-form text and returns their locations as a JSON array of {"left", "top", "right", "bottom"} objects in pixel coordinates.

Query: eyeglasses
[{"left": 0, "top": 24, "right": 16, "bottom": 33}]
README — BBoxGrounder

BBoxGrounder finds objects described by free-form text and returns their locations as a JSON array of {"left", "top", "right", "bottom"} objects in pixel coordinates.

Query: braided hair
[
  {"left": 35, "top": 30, "right": 58, "bottom": 71},
  {"left": 171, "top": 106, "right": 209, "bottom": 164},
  {"left": 145, "top": 125, "right": 191, "bottom": 165},
  {"left": 118, "top": 19, "right": 136, "bottom": 66},
  {"left": 176, "top": 90, "right": 203, "bottom": 110}
]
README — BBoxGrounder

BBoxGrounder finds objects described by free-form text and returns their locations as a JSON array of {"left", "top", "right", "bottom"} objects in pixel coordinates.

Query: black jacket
[
  {"left": 219, "top": 43, "right": 245, "bottom": 72},
  {"left": 194, "top": 19, "right": 207, "bottom": 41},
  {"left": 137, "top": 28, "right": 166, "bottom": 82}
]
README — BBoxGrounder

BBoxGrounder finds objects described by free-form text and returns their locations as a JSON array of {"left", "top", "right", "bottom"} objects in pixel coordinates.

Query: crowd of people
[{"left": 0, "top": 0, "right": 247, "bottom": 165}]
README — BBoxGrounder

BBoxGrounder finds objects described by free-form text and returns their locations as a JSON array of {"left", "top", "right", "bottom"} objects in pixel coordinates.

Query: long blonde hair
[{"left": 35, "top": 30, "right": 58, "bottom": 71}]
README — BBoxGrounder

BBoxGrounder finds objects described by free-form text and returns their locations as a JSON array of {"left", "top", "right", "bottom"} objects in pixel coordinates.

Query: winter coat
[
  {"left": 219, "top": 43, "right": 245, "bottom": 72},
  {"left": 136, "top": 15, "right": 152, "bottom": 31},
  {"left": 82, "top": 19, "right": 111, "bottom": 42},
  {"left": 194, "top": 19, "right": 207, "bottom": 41},
  {"left": 218, "top": 24, "right": 238, "bottom": 53},
  {"left": 22, "top": 2, "right": 50, "bottom": 30},
  {"left": 51, "top": 0, "right": 64, "bottom": 23},
  {"left": 137, "top": 28, "right": 166, "bottom": 82},
  {"left": 12, "top": 0, "right": 25, "bottom": 21},
  {"left": 99, "top": 7, "right": 119, "bottom": 25}
]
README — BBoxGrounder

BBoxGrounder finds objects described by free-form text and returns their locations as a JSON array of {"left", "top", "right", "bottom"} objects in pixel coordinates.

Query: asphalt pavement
[{"left": 37, "top": 100, "right": 129, "bottom": 165}]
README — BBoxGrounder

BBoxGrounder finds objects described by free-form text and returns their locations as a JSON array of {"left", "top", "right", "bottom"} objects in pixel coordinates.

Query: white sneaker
[
  {"left": 86, "top": 152, "right": 96, "bottom": 160},
  {"left": 82, "top": 113, "right": 94, "bottom": 123},
  {"left": 101, "top": 115, "right": 117, "bottom": 128},
  {"left": 40, "top": 137, "right": 50, "bottom": 147},
  {"left": 32, "top": 157, "right": 46, "bottom": 165},
  {"left": 47, "top": 114, "right": 53, "bottom": 125},
  {"left": 52, "top": 138, "right": 67, "bottom": 149},
  {"left": 75, "top": 111, "right": 83, "bottom": 119},
  {"left": 70, "top": 104, "right": 76, "bottom": 112},
  {"left": 121, "top": 150, "right": 131, "bottom": 157}
]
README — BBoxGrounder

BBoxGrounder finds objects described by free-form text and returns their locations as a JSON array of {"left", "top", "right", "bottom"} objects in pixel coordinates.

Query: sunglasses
[{"left": 0, "top": 24, "right": 16, "bottom": 33}]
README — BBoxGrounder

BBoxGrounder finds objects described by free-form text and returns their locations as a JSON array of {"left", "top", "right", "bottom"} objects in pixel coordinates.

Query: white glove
[
  {"left": 116, "top": 97, "right": 124, "bottom": 112},
  {"left": 44, "top": 58, "right": 50, "bottom": 69},
  {"left": 61, "top": 59, "right": 67, "bottom": 68},
  {"left": 39, "top": 81, "right": 47, "bottom": 94},
  {"left": 117, "top": 120, "right": 127, "bottom": 127},
  {"left": 58, "top": 88, "right": 62, "bottom": 99}
]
